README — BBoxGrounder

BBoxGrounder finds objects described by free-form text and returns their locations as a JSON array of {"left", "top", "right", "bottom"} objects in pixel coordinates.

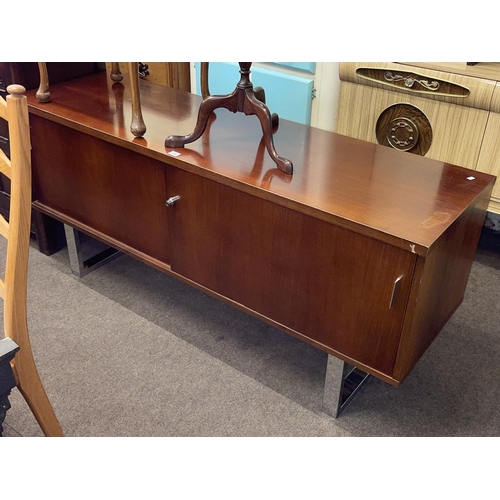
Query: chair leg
[
  {"left": 36, "top": 63, "right": 50, "bottom": 103},
  {"left": 110, "top": 62, "right": 124, "bottom": 83},
  {"left": 13, "top": 342, "right": 64, "bottom": 436},
  {"left": 127, "top": 62, "right": 146, "bottom": 137},
  {"left": 10, "top": 316, "right": 63, "bottom": 436}
]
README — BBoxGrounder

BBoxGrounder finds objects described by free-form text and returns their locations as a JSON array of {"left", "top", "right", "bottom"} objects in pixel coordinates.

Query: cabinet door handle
[
  {"left": 166, "top": 195, "right": 180, "bottom": 207},
  {"left": 389, "top": 275, "right": 404, "bottom": 309}
]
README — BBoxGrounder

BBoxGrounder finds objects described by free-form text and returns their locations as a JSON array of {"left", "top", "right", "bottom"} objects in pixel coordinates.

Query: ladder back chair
[{"left": 0, "top": 84, "right": 63, "bottom": 436}]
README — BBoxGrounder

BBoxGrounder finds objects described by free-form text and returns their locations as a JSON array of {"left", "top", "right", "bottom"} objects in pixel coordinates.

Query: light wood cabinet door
[
  {"left": 476, "top": 82, "right": 500, "bottom": 213},
  {"left": 336, "top": 80, "right": 490, "bottom": 170},
  {"left": 165, "top": 166, "right": 416, "bottom": 376},
  {"left": 336, "top": 62, "right": 500, "bottom": 214},
  {"left": 105, "top": 62, "right": 190, "bottom": 91}
]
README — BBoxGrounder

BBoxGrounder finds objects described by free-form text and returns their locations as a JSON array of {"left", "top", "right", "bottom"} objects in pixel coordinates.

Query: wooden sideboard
[
  {"left": 336, "top": 62, "right": 500, "bottom": 214},
  {"left": 25, "top": 71, "right": 494, "bottom": 393}
]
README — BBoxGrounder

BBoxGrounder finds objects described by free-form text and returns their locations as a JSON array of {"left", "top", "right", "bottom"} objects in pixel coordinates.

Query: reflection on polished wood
[
  {"left": 27, "top": 72, "right": 494, "bottom": 256},
  {"left": 25, "top": 71, "right": 495, "bottom": 387},
  {"left": 37, "top": 62, "right": 147, "bottom": 138}
]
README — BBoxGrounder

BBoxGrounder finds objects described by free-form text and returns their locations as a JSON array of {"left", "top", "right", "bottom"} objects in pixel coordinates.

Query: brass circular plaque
[
  {"left": 387, "top": 117, "right": 419, "bottom": 151},
  {"left": 376, "top": 104, "right": 432, "bottom": 156}
]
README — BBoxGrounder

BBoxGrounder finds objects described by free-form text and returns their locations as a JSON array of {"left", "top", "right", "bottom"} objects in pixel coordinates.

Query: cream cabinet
[
  {"left": 336, "top": 62, "right": 500, "bottom": 214},
  {"left": 476, "top": 82, "right": 500, "bottom": 213}
]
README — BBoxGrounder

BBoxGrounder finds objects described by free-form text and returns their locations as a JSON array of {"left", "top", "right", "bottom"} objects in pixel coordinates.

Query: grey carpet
[{"left": 1, "top": 227, "right": 499, "bottom": 437}]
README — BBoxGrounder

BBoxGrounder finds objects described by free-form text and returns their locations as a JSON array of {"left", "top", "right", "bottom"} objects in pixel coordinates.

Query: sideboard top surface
[{"left": 25, "top": 71, "right": 496, "bottom": 256}]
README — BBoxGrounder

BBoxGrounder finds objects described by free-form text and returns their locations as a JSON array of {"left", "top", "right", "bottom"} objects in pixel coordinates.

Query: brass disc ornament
[{"left": 376, "top": 104, "right": 432, "bottom": 156}]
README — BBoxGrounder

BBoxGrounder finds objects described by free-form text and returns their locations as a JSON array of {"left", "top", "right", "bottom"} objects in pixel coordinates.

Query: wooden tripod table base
[{"left": 165, "top": 62, "right": 293, "bottom": 175}]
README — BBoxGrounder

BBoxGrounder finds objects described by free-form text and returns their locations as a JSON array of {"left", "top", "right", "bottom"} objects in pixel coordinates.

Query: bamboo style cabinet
[
  {"left": 336, "top": 62, "right": 500, "bottom": 214},
  {"left": 25, "top": 71, "right": 494, "bottom": 387}
]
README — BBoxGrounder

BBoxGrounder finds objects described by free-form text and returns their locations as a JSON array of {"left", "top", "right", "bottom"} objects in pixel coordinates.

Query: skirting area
[{"left": 2, "top": 226, "right": 500, "bottom": 437}]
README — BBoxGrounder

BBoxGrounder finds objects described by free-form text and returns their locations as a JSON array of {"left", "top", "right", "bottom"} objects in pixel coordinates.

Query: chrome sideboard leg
[
  {"left": 323, "top": 354, "right": 371, "bottom": 417},
  {"left": 64, "top": 224, "right": 121, "bottom": 278}
]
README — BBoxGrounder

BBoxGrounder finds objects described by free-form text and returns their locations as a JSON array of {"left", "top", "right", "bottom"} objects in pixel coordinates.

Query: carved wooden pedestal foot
[{"left": 165, "top": 62, "right": 293, "bottom": 175}]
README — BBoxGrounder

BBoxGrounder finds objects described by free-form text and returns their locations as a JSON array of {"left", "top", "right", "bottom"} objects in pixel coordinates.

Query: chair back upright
[{"left": 0, "top": 84, "right": 63, "bottom": 436}]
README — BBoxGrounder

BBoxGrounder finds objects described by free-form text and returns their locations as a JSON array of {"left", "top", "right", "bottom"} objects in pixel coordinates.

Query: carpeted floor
[{"left": 1, "top": 226, "right": 499, "bottom": 437}]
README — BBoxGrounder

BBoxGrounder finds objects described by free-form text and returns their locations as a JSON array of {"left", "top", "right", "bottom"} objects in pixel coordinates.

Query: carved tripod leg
[
  {"left": 36, "top": 62, "right": 50, "bottom": 103},
  {"left": 200, "top": 62, "right": 210, "bottom": 99},
  {"left": 165, "top": 91, "right": 239, "bottom": 148},
  {"left": 127, "top": 62, "right": 146, "bottom": 137},
  {"left": 254, "top": 86, "right": 279, "bottom": 129},
  {"left": 245, "top": 90, "right": 292, "bottom": 174}
]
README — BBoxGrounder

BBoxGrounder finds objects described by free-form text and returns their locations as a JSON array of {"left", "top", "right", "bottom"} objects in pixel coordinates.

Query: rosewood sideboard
[{"left": 24, "top": 70, "right": 495, "bottom": 415}]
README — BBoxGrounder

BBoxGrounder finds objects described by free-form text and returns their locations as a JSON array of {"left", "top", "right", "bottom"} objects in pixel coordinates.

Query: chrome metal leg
[
  {"left": 64, "top": 224, "right": 121, "bottom": 277},
  {"left": 323, "top": 354, "right": 371, "bottom": 417}
]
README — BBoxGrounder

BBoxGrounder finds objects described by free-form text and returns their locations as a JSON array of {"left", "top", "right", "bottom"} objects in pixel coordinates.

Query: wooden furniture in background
[
  {"left": 336, "top": 62, "right": 500, "bottom": 214},
  {"left": 25, "top": 72, "right": 494, "bottom": 414},
  {"left": 39, "top": 62, "right": 147, "bottom": 137},
  {"left": 39, "top": 62, "right": 191, "bottom": 139},
  {"left": 476, "top": 82, "right": 500, "bottom": 210},
  {"left": 106, "top": 62, "right": 191, "bottom": 90},
  {"left": 0, "top": 84, "right": 63, "bottom": 436},
  {"left": 103, "top": 62, "right": 191, "bottom": 138}
]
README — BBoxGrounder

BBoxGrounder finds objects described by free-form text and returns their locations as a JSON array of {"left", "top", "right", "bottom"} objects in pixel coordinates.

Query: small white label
[
  {"left": 467, "top": 176, "right": 475, "bottom": 181},
  {"left": 168, "top": 151, "right": 181, "bottom": 157}
]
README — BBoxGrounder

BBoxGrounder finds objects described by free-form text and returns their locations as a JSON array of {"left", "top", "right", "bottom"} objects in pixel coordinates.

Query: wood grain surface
[
  {"left": 336, "top": 80, "right": 490, "bottom": 170},
  {"left": 403, "top": 62, "right": 500, "bottom": 84},
  {"left": 476, "top": 82, "right": 500, "bottom": 211},
  {"left": 25, "top": 71, "right": 495, "bottom": 385},
  {"left": 339, "top": 62, "right": 497, "bottom": 110},
  {"left": 1, "top": 85, "right": 63, "bottom": 436},
  {"left": 30, "top": 115, "right": 171, "bottom": 264},
  {"left": 26, "top": 71, "right": 495, "bottom": 257},
  {"left": 167, "top": 166, "right": 416, "bottom": 375},
  {"left": 106, "top": 62, "right": 191, "bottom": 91}
]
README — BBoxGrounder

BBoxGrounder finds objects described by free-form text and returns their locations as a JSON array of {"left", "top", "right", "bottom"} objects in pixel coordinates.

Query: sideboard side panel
[{"left": 393, "top": 186, "right": 493, "bottom": 381}]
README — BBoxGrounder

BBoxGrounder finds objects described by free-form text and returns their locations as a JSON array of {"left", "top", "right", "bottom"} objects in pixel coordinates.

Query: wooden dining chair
[{"left": 0, "top": 84, "right": 63, "bottom": 436}]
